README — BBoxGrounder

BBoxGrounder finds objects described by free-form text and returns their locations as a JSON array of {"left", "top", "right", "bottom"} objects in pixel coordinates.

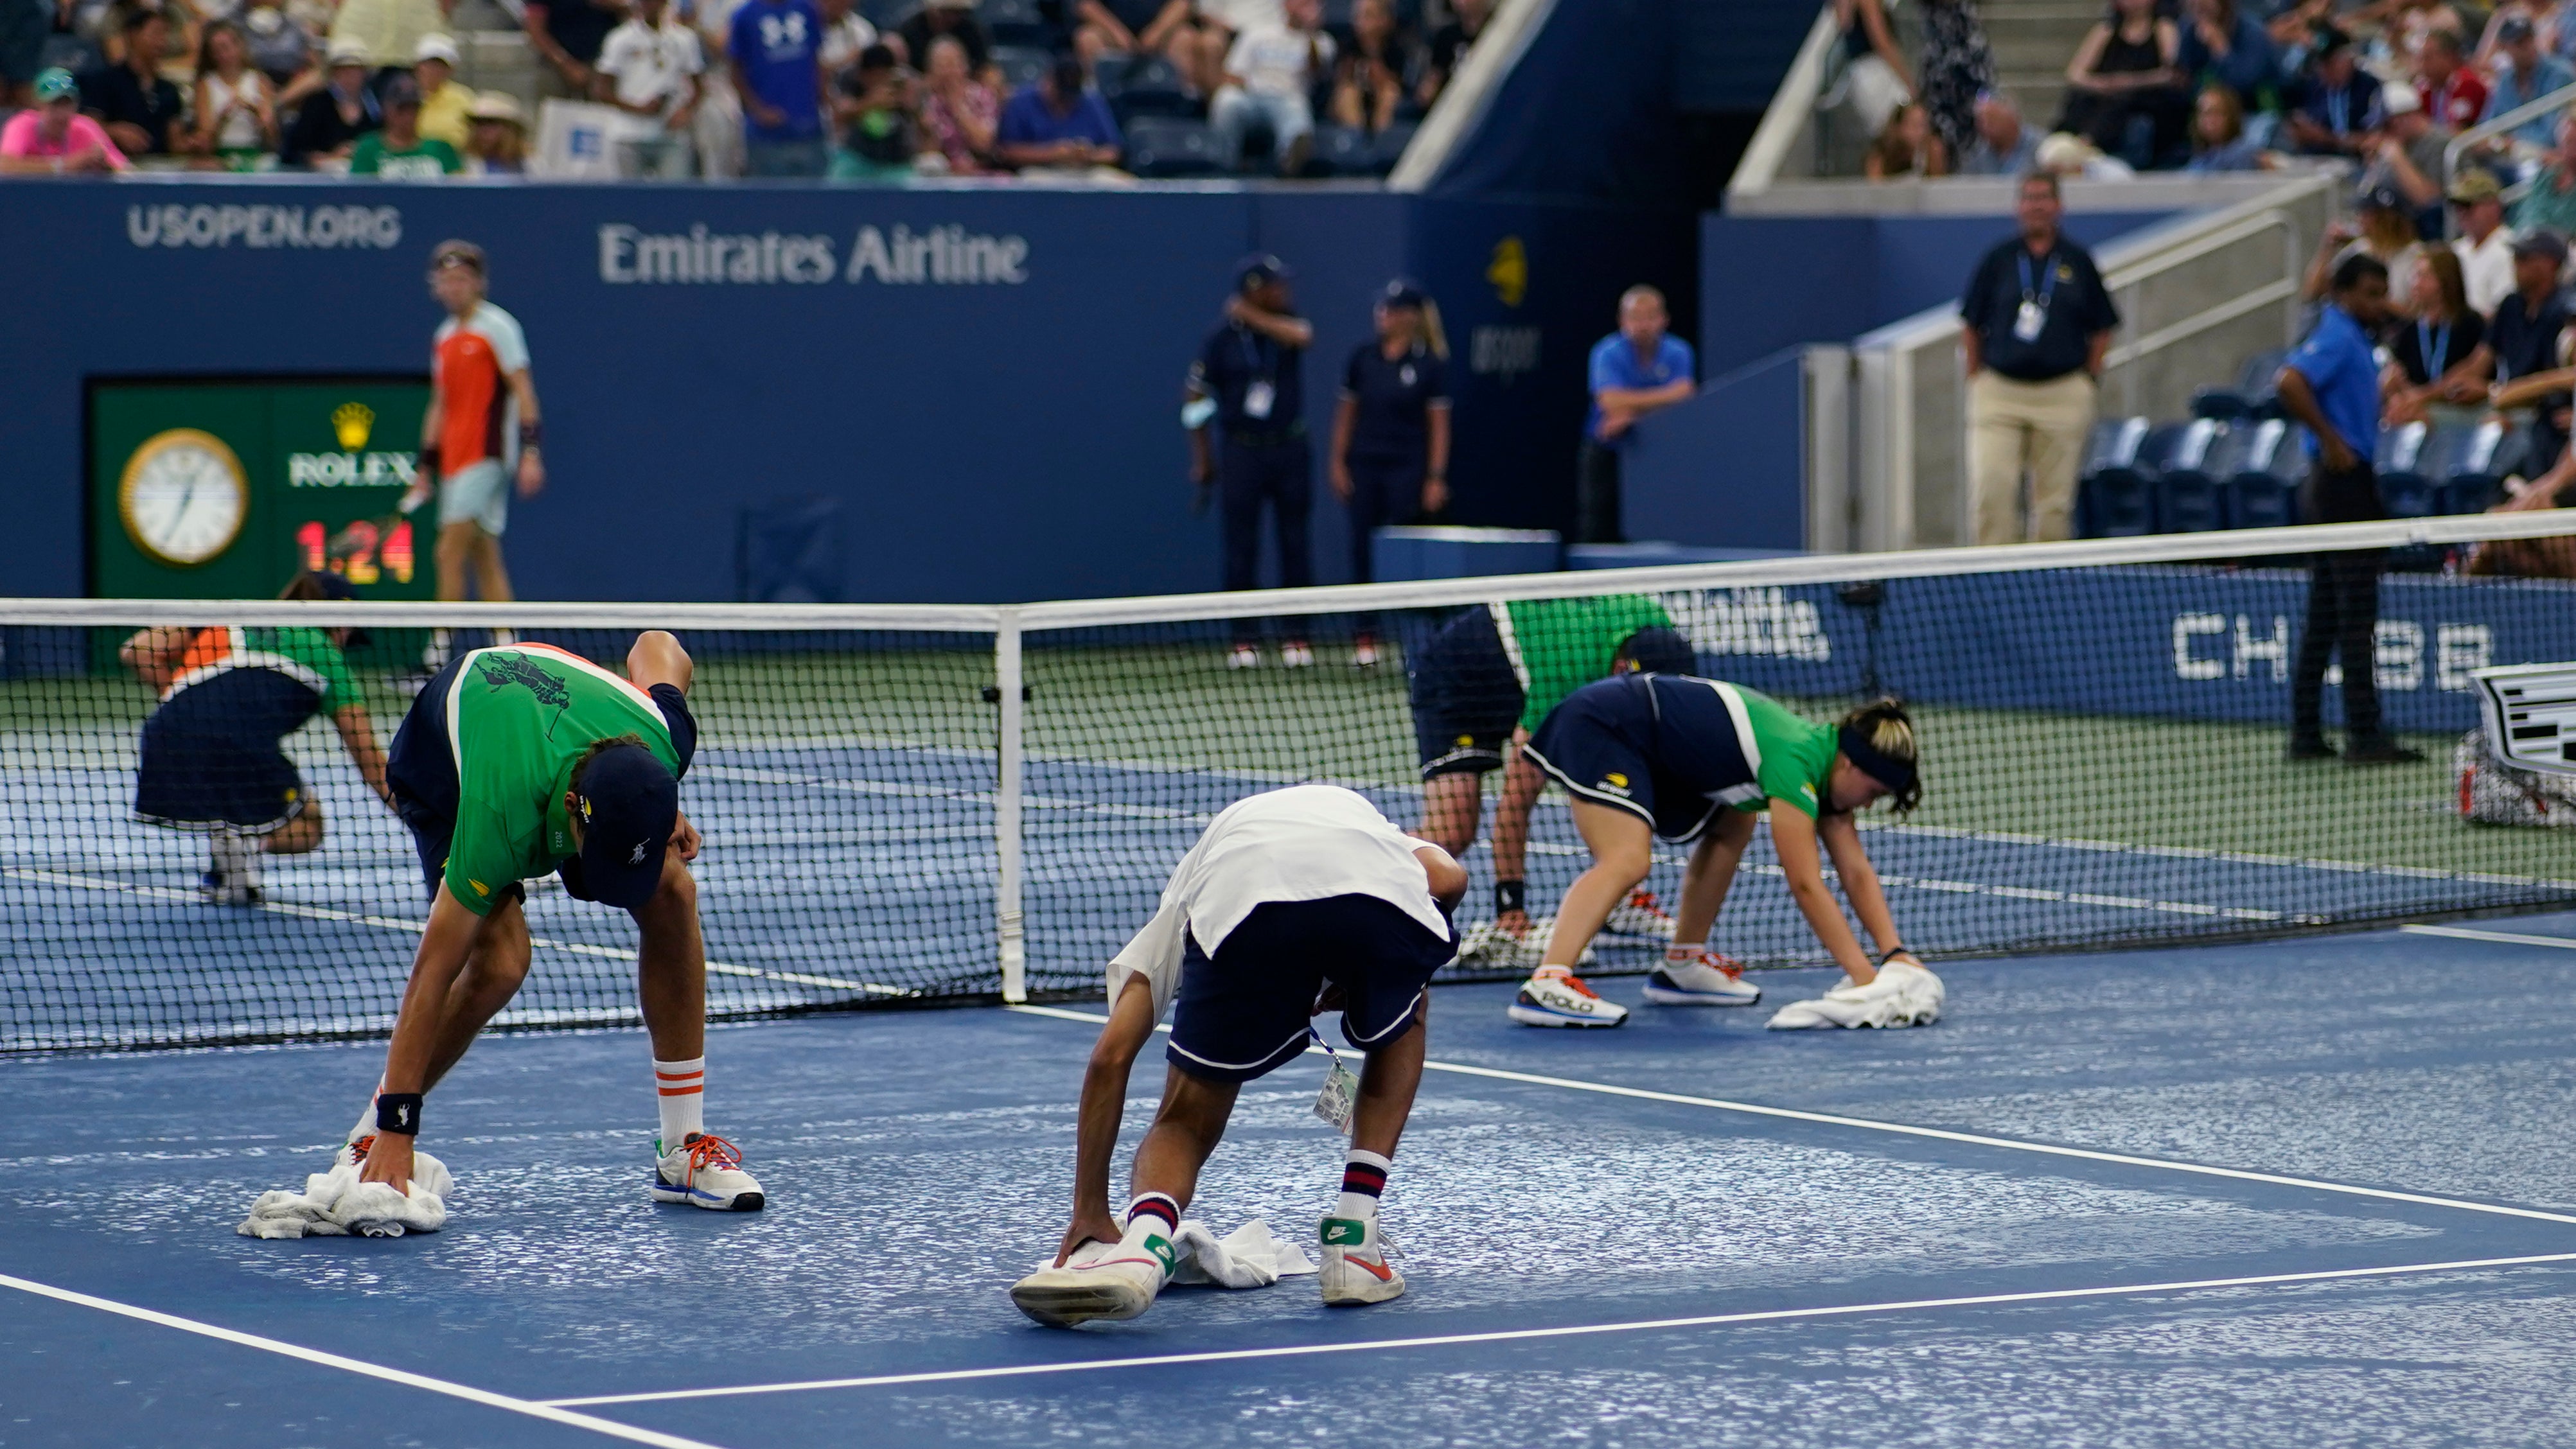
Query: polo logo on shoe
[
  {"left": 1143, "top": 1234, "right": 1177, "bottom": 1276},
  {"left": 1321, "top": 1217, "right": 1367, "bottom": 1245}
]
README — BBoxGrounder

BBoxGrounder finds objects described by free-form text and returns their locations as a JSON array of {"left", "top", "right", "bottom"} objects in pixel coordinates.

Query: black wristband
[
  {"left": 1878, "top": 947, "right": 1914, "bottom": 967},
  {"left": 518, "top": 421, "right": 543, "bottom": 448},
  {"left": 416, "top": 445, "right": 439, "bottom": 474},
  {"left": 375, "top": 1093, "right": 423, "bottom": 1136},
  {"left": 1495, "top": 879, "right": 1526, "bottom": 915}
]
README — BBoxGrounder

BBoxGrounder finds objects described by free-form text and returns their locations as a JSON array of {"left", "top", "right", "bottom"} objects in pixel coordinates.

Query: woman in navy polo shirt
[{"left": 1328, "top": 278, "right": 1451, "bottom": 667}]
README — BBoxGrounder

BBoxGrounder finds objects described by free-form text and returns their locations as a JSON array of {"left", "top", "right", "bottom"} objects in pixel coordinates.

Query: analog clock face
[{"left": 120, "top": 430, "right": 249, "bottom": 568}]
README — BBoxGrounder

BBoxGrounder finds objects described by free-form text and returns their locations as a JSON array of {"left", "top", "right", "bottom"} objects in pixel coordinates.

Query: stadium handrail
[
  {"left": 2441, "top": 80, "right": 2576, "bottom": 238},
  {"left": 11, "top": 513, "right": 2573, "bottom": 635},
  {"left": 1724, "top": 0, "right": 1842, "bottom": 201},
  {"left": 1386, "top": 0, "right": 1555, "bottom": 191}
]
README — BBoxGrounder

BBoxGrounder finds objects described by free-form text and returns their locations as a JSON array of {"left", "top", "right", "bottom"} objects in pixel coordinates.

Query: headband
[{"left": 1837, "top": 724, "right": 1916, "bottom": 795}]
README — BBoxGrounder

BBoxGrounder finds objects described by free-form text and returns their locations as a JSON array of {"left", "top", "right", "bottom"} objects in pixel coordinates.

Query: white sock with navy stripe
[
  {"left": 1335, "top": 1148, "right": 1391, "bottom": 1223},
  {"left": 655, "top": 1056, "right": 705, "bottom": 1148}
]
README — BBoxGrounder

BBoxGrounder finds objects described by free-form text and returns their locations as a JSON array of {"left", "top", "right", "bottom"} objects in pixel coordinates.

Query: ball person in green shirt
[
  {"left": 347, "top": 631, "right": 766, "bottom": 1212},
  {"left": 1407, "top": 594, "right": 1697, "bottom": 967},
  {"left": 1512, "top": 675, "right": 1943, "bottom": 1031}
]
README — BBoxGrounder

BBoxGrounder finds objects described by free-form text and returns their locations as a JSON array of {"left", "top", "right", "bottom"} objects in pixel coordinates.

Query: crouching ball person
[
  {"left": 1011, "top": 785, "right": 1467, "bottom": 1328},
  {"left": 342, "top": 631, "right": 766, "bottom": 1212},
  {"left": 1515, "top": 676, "right": 1945, "bottom": 1030}
]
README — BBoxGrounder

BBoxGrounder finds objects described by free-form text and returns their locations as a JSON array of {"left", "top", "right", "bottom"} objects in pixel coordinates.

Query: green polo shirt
[{"left": 1494, "top": 595, "right": 1677, "bottom": 733}]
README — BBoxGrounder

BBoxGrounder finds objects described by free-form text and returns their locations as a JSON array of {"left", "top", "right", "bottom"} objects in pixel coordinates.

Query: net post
[{"left": 994, "top": 608, "right": 1027, "bottom": 1004}]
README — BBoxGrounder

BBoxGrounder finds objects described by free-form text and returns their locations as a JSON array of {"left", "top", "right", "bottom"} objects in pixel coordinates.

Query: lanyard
[
  {"left": 1236, "top": 326, "right": 1274, "bottom": 382},
  {"left": 2417, "top": 317, "right": 2451, "bottom": 377},
  {"left": 2325, "top": 85, "right": 2348, "bottom": 134},
  {"left": 2017, "top": 249, "right": 2060, "bottom": 307}
]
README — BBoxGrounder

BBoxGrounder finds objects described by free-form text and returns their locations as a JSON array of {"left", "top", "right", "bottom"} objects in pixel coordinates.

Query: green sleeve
[
  {"left": 308, "top": 633, "right": 362, "bottom": 714},
  {"left": 349, "top": 135, "right": 381, "bottom": 173},
  {"left": 440, "top": 803, "right": 518, "bottom": 917},
  {"left": 1742, "top": 690, "right": 1835, "bottom": 820},
  {"left": 1510, "top": 595, "right": 1677, "bottom": 733}
]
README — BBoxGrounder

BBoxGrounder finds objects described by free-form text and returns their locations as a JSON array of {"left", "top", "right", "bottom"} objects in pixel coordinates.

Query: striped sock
[
  {"left": 1335, "top": 1147, "right": 1391, "bottom": 1222},
  {"left": 653, "top": 1056, "right": 705, "bottom": 1148},
  {"left": 1124, "top": 1191, "right": 1181, "bottom": 1238}
]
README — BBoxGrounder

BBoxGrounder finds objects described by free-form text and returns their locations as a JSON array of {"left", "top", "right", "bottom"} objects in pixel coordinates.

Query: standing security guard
[
  {"left": 1330, "top": 278, "right": 1452, "bottom": 667},
  {"left": 1188, "top": 254, "right": 1318, "bottom": 670},
  {"left": 1959, "top": 171, "right": 2120, "bottom": 544}
]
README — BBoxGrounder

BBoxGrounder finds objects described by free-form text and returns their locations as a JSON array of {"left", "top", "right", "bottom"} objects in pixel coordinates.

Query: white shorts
[{"left": 437, "top": 459, "right": 510, "bottom": 537}]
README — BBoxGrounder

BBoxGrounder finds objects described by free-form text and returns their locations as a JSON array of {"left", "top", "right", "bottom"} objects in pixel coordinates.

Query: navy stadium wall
[{"left": 3, "top": 182, "right": 1690, "bottom": 603}]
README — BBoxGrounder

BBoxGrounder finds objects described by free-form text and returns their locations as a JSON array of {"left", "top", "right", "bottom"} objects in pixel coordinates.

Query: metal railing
[{"left": 2439, "top": 78, "right": 2576, "bottom": 236}]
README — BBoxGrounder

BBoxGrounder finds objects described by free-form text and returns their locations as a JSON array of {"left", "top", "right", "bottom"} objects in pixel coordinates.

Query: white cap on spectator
[
  {"left": 2382, "top": 82, "right": 2421, "bottom": 116},
  {"left": 468, "top": 92, "right": 524, "bottom": 125},
  {"left": 326, "top": 36, "right": 370, "bottom": 66},
  {"left": 415, "top": 32, "right": 460, "bottom": 65}
]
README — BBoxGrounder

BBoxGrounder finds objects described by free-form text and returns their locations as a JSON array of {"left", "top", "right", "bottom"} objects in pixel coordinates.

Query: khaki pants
[{"left": 1969, "top": 370, "right": 2096, "bottom": 545}]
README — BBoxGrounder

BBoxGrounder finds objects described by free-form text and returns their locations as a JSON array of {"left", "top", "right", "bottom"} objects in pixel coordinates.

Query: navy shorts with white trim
[
  {"left": 1166, "top": 894, "right": 1458, "bottom": 1085},
  {"left": 1407, "top": 606, "right": 1522, "bottom": 779},
  {"left": 132, "top": 667, "right": 320, "bottom": 832},
  {"left": 1521, "top": 674, "right": 1754, "bottom": 843}
]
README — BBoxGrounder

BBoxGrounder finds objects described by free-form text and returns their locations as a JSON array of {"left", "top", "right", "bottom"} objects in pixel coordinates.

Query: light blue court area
[{"left": 6, "top": 919, "right": 2576, "bottom": 1446}]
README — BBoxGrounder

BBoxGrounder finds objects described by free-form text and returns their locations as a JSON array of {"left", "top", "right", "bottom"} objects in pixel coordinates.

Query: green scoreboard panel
[{"left": 91, "top": 378, "right": 433, "bottom": 601}]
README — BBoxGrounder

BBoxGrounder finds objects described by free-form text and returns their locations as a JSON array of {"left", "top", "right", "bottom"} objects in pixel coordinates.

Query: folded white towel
[
  {"left": 237, "top": 1151, "right": 454, "bottom": 1239},
  {"left": 1033, "top": 1217, "right": 1316, "bottom": 1288}
]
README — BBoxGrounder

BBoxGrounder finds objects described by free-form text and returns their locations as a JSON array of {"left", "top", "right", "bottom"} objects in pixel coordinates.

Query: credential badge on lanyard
[
  {"left": 1310, "top": 1028, "right": 1358, "bottom": 1134},
  {"left": 1240, "top": 330, "right": 1276, "bottom": 420},
  {"left": 2014, "top": 249, "right": 2058, "bottom": 344}
]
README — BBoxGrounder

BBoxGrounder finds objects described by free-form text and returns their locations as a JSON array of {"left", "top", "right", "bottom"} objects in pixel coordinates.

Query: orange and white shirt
[{"left": 431, "top": 301, "right": 531, "bottom": 471}]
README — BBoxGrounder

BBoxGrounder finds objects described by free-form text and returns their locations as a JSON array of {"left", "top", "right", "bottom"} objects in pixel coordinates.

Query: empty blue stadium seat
[
  {"left": 1304, "top": 125, "right": 1377, "bottom": 176},
  {"left": 2078, "top": 416, "right": 2155, "bottom": 537},
  {"left": 2431, "top": 417, "right": 2519, "bottom": 514},
  {"left": 2189, "top": 347, "right": 2290, "bottom": 421},
  {"left": 991, "top": 44, "right": 1050, "bottom": 90},
  {"left": 2376, "top": 421, "right": 2437, "bottom": 516},
  {"left": 1122, "top": 116, "right": 1223, "bottom": 175},
  {"left": 2145, "top": 418, "right": 2228, "bottom": 532},
  {"left": 1102, "top": 54, "right": 1195, "bottom": 120},
  {"left": 2216, "top": 417, "right": 2301, "bottom": 529},
  {"left": 1373, "top": 119, "right": 1418, "bottom": 171},
  {"left": 978, "top": 0, "right": 1055, "bottom": 46}
]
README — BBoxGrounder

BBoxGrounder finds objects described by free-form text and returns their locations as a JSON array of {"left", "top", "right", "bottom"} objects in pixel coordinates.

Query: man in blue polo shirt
[
  {"left": 1577, "top": 285, "right": 1694, "bottom": 544},
  {"left": 730, "top": 0, "right": 827, "bottom": 176},
  {"left": 996, "top": 53, "right": 1122, "bottom": 171},
  {"left": 2275, "top": 250, "right": 2418, "bottom": 768}
]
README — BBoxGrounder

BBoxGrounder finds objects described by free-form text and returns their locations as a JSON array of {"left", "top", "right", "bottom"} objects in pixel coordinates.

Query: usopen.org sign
[
  {"left": 596, "top": 222, "right": 1030, "bottom": 285},
  {"left": 127, "top": 203, "right": 403, "bottom": 249}
]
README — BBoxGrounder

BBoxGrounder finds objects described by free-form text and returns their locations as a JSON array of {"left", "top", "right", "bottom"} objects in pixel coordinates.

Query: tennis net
[{"left": 8, "top": 513, "right": 2576, "bottom": 1052}]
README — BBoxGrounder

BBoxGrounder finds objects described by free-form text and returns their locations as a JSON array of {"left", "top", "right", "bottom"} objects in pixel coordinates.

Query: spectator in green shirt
[
  {"left": 351, "top": 75, "right": 462, "bottom": 176},
  {"left": 2512, "top": 110, "right": 2576, "bottom": 239}
]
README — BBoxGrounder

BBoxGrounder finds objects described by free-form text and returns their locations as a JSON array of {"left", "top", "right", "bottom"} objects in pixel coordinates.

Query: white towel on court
[
  {"left": 236, "top": 1150, "right": 454, "bottom": 1239},
  {"left": 1034, "top": 1218, "right": 1316, "bottom": 1288}
]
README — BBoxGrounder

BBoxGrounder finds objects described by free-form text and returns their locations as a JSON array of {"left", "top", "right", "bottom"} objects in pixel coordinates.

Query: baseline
[
  {"left": 0, "top": 1270, "right": 728, "bottom": 1449},
  {"left": 544, "top": 1251, "right": 2576, "bottom": 1407},
  {"left": 2401, "top": 924, "right": 2576, "bottom": 950},
  {"left": 1003, "top": 1005, "right": 2576, "bottom": 1229}
]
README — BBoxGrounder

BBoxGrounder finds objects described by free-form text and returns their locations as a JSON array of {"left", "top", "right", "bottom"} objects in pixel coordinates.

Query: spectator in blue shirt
[
  {"left": 729, "top": 0, "right": 828, "bottom": 176},
  {"left": 2275, "top": 250, "right": 2417, "bottom": 766},
  {"left": 2482, "top": 15, "right": 2576, "bottom": 150},
  {"left": 2282, "top": 28, "right": 2381, "bottom": 157},
  {"left": 995, "top": 52, "right": 1122, "bottom": 171},
  {"left": 1576, "top": 285, "right": 1695, "bottom": 545},
  {"left": 2177, "top": 0, "right": 2276, "bottom": 110}
]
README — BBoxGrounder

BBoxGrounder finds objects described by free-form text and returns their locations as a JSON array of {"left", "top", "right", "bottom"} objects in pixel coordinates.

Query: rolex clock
[{"left": 119, "top": 428, "right": 249, "bottom": 568}]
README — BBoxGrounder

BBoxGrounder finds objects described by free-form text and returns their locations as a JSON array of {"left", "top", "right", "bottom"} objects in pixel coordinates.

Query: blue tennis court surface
[{"left": 6, "top": 915, "right": 2576, "bottom": 1446}]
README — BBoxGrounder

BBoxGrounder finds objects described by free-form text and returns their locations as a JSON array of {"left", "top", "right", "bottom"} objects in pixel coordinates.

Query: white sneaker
[
  {"left": 1641, "top": 949, "right": 1760, "bottom": 1006},
  {"left": 1765, "top": 963, "right": 1937, "bottom": 1030},
  {"left": 651, "top": 1132, "right": 766, "bottom": 1211},
  {"left": 1280, "top": 642, "right": 1316, "bottom": 668},
  {"left": 1352, "top": 638, "right": 1381, "bottom": 668},
  {"left": 334, "top": 1134, "right": 455, "bottom": 1199},
  {"left": 1227, "top": 645, "right": 1262, "bottom": 669},
  {"left": 1508, "top": 967, "right": 1629, "bottom": 1028},
  {"left": 1318, "top": 1212, "right": 1404, "bottom": 1306},
  {"left": 1010, "top": 1227, "right": 1175, "bottom": 1327},
  {"left": 1601, "top": 890, "right": 1677, "bottom": 941},
  {"left": 201, "top": 833, "right": 262, "bottom": 906},
  {"left": 1458, "top": 918, "right": 1594, "bottom": 970}
]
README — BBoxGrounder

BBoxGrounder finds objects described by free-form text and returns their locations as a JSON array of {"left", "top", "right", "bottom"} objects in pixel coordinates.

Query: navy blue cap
[
  {"left": 2357, "top": 181, "right": 2404, "bottom": 213},
  {"left": 1379, "top": 277, "right": 1428, "bottom": 309},
  {"left": 572, "top": 742, "right": 677, "bottom": 909},
  {"left": 1613, "top": 626, "right": 1696, "bottom": 678},
  {"left": 1236, "top": 252, "right": 1294, "bottom": 288}
]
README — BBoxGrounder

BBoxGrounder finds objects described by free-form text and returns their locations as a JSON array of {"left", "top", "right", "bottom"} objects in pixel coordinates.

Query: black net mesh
[{"left": 8, "top": 522, "right": 2576, "bottom": 1053}]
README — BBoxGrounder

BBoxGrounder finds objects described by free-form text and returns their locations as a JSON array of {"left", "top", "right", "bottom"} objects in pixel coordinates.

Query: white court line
[
  {"left": 542, "top": 1251, "right": 2576, "bottom": 1407},
  {"left": 0, "top": 1270, "right": 728, "bottom": 1449},
  {"left": 1002, "top": 1005, "right": 2576, "bottom": 1229},
  {"left": 2401, "top": 924, "right": 2576, "bottom": 950}
]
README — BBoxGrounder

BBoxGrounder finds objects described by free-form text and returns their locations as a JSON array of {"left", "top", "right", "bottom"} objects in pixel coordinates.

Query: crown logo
[
  {"left": 331, "top": 402, "right": 375, "bottom": 451},
  {"left": 1486, "top": 236, "right": 1527, "bottom": 308}
]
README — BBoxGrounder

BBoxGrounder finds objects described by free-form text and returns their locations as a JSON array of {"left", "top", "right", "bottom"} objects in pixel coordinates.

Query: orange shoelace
[
  {"left": 1532, "top": 966, "right": 1601, "bottom": 997},
  {"left": 679, "top": 1133, "right": 743, "bottom": 1178},
  {"left": 1666, "top": 946, "right": 1749, "bottom": 979},
  {"left": 347, "top": 1134, "right": 375, "bottom": 1164}
]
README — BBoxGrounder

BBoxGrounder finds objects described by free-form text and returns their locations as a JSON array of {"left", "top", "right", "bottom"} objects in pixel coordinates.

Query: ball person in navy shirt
[
  {"left": 1328, "top": 279, "right": 1451, "bottom": 667},
  {"left": 1188, "top": 254, "right": 1318, "bottom": 669},
  {"left": 2274, "top": 251, "right": 2421, "bottom": 766}
]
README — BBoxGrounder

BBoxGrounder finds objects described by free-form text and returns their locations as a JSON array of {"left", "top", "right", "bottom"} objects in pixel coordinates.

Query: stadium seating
[
  {"left": 2188, "top": 347, "right": 2291, "bottom": 421},
  {"left": 2146, "top": 418, "right": 2228, "bottom": 533},
  {"left": 1102, "top": 55, "right": 1197, "bottom": 122},
  {"left": 978, "top": 0, "right": 1055, "bottom": 47},
  {"left": 1123, "top": 116, "right": 1224, "bottom": 176},
  {"left": 992, "top": 44, "right": 1050, "bottom": 91},
  {"left": 1305, "top": 125, "right": 1379, "bottom": 176},
  {"left": 2375, "top": 421, "right": 2437, "bottom": 518},
  {"left": 2430, "top": 418, "right": 2522, "bottom": 516},
  {"left": 2076, "top": 416, "right": 2155, "bottom": 536}
]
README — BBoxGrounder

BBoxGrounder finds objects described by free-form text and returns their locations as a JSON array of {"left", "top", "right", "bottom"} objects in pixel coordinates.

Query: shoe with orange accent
[
  {"left": 1318, "top": 1213, "right": 1404, "bottom": 1305},
  {"left": 651, "top": 1132, "right": 766, "bottom": 1211},
  {"left": 1642, "top": 947, "right": 1760, "bottom": 1006},
  {"left": 1601, "top": 889, "right": 1677, "bottom": 941},
  {"left": 1508, "top": 965, "right": 1628, "bottom": 1028}
]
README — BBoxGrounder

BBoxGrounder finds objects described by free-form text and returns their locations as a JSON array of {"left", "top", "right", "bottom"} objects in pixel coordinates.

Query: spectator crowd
[{"left": 0, "top": 0, "right": 1488, "bottom": 176}]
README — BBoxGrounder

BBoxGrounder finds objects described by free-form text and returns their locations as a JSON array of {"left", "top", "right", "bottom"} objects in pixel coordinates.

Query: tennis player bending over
[
  {"left": 346, "top": 631, "right": 765, "bottom": 1212},
  {"left": 1513, "top": 674, "right": 1941, "bottom": 1031},
  {"left": 1011, "top": 786, "right": 1466, "bottom": 1328},
  {"left": 1407, "top": 596, "right": 1697, "bottom": 970},
  {"left": 119, "top": 570, "right": 393, "bottom": 904}
]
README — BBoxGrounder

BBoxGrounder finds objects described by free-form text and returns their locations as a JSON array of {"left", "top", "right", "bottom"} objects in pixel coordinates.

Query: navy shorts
[
  {"left": 1167, "top": 894, "right": 1457, "bottom": 1085},
  {"left": 1522, "top": 674, "right": 1754, "bottom": 843},
  {"left": 1406, "top": 607, "right": 1523, "bottom": 779},
  {"left": 132, "top": 668, "right": 321, "bottom": 832},
  {"left": 385, "top": 651, "right": 698, "bottom": 906}
]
